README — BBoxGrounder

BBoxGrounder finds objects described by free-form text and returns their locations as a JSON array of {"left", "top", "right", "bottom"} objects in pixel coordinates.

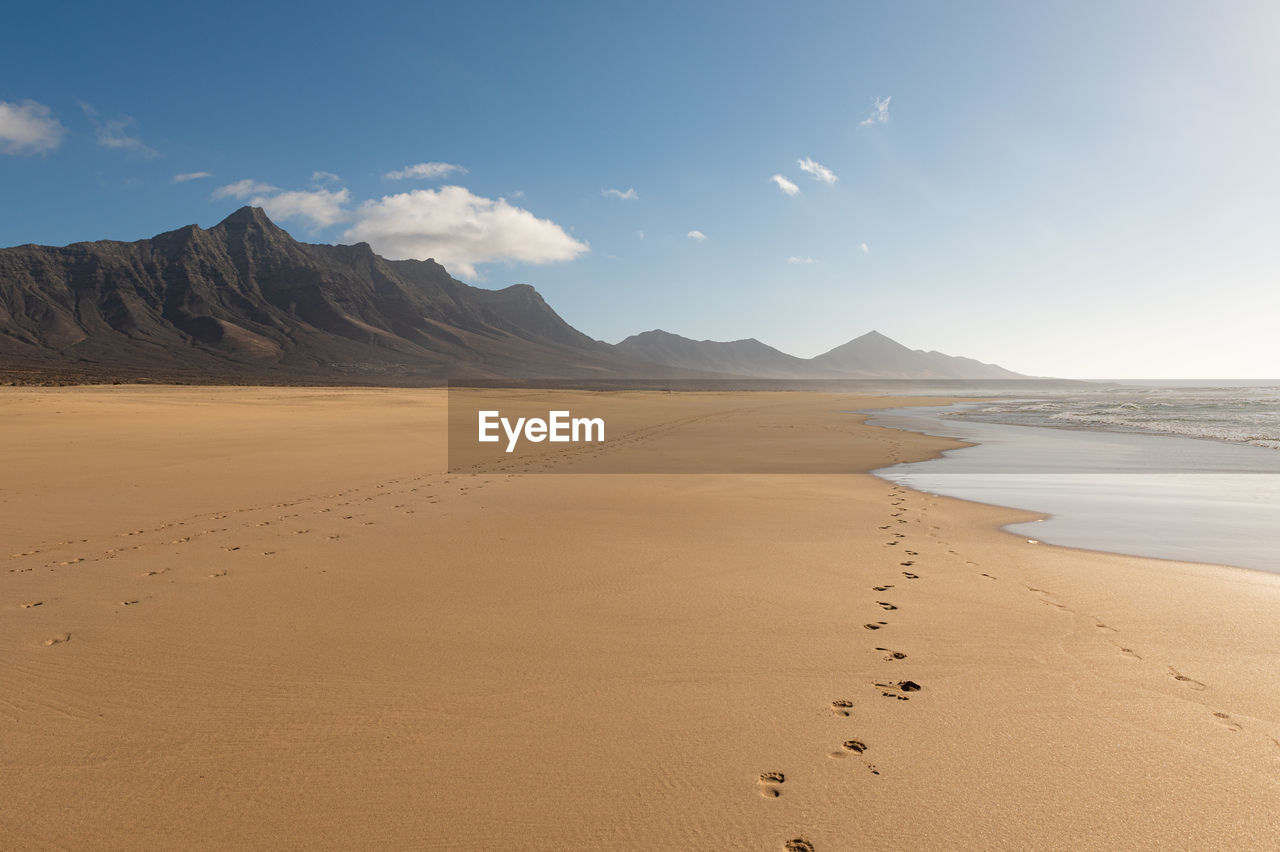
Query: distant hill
[
  {"left": 615, "top": 330, "right": 813, "bottom": 378},
  {"left": 808, "top": 330, "right": 1024, "bottom": 379},
  {"left": 0, "top": 208, "right": 1029, "bottom": 385},
  {"left": 616, "top": 328, "right": 1025, "bottom": 380}
]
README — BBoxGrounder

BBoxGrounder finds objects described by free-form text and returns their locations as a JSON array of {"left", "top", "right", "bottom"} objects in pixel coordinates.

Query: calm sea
[{"left": 866, "top": 383, "right": 1280, "bottom": 573}]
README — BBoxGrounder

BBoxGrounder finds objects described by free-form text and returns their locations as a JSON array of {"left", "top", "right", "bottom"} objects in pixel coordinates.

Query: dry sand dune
[{"left": 3, "top": 387, "right": 1280, "bottom": 850}]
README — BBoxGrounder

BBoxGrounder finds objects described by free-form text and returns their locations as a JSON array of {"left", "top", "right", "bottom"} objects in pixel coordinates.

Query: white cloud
[
  {"left": 787, "top": 256, "right": 817, "bottom": 265},
  {"left": 212, "top": 179, "right": 281, "bottom": 200},
  {"left": 687, "top": 230, "right": 708, "bottom": 242},
  {"left": 797, "top": 157, "right": 837, "bottom": 184},
  {"left": 342, "top": 186, "right": 587, "bottom": 278},
  {"left": 634, "top": 229, "right": 645, "bottom": 239},
  {"left": 311, "top": 170, "right": 342, "bottom": 183},
  {"left": 769, "top": 174, "right": 800, "bottom": 196},
  {"left": 212, "top": 178, "right": 351, "bottom": 229},
  {"left": 173, "top": 171, "right": 212, "bottom": 183},
  {"left": 385, "top": 161, "right": 467, "bottom": 180},
  {"left": 860, "top": 242, "right": 870, "bottom": 254},
  {"left": 252, "top": 187, "right": 351, "bottom": 229},
  {"left": 860, "top": 96, "right": 891, "bottom": 126},
  {"left": 0, "top": 99, "right": 67, "bottom": 155},
  {"left": 602, "top": 187, "right": 638, "bottom": 200}
]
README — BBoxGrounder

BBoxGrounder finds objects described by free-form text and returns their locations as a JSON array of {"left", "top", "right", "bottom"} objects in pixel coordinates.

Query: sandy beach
[{"left": 4, "top": 386, "right": 1280, "bottom": 850}]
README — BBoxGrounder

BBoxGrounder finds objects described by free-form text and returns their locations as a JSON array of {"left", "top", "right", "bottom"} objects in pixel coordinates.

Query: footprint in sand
[
  {"left": 900, "top": 561, "right": 915, "bottom": 567},
  {"left": 1119, "top": 647, "right": 1142, "bottom": 660},
  {"left": 1212, "top": 712, "right": 1242, "bottom": 732},
  {"left": 208, "top": 569, "right": 228, "bottom": 578},
  {"left": 43, "top": 633, "right": 71, "bottom": 646},
  {"left": 831, "top": 699, "right": 854, "bottom": 717},
  {"left": 980, "top": 572, "right": 997, "bottom": 579},
  {"left": 875, "top": 647, "right": 907, "bottom": 660},
  {"left": 841, "top": 738, "right": 868, "bottom": 753},
  {"left": 784, "top": 839, "right": 815, "bottom": 852},
  {"left": 873, "top": 584, "right": 894, "bottom": 592},
  {"left": 904, "top": 550, "right": 919, "bottom": 556},
  {"left": 21, "top": 601, "right": 44, "bottom": 609},
  {"left": 877, "top": 601, "right": 898, "bottom": 611},
  {"left": 142, "top": 568, "right": 169, "bottom": 577},
  {"left": 863, "top": 622, "right": 887, "bottom": 630},
  {"left": 877, "top": 680, "right": 921, "bottom": 700},
  {"left": 902, "top": 572, "right": 919, "bottom": 579},
  {"left": 1169, "top": 667, "right": 1207, "bottom": 691},
  {"left": 757, "top": 772, "right": 786, "bottom": 798},
  {"left": 1094, "top": 619, "right": 1118, "bottom": 633}
]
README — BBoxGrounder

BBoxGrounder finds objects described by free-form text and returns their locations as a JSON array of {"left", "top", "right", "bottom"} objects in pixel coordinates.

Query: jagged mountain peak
[{"left": 0, "top": 208, "right": 627, "bottom": 383}]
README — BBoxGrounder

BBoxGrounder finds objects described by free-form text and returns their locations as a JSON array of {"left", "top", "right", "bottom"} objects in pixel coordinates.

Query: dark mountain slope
[{"left": 0, "top": 207, "right": 628, "bottom": 383}]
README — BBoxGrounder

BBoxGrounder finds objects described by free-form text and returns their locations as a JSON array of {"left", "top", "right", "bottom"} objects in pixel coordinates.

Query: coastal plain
[{"left": 3, "top": 386, "right": 1280, "bottom": 850}]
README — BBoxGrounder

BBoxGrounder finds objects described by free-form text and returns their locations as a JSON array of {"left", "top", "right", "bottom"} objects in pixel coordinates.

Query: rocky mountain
[
  {"left": 0, "top": 207, "right": 648, "bottom": 383},
  {"left": 0, "top": 208, "right": 1029, "bottom": 384},
  {"left": 615, "top": 329, "right": 1025, "bottom": 380}
]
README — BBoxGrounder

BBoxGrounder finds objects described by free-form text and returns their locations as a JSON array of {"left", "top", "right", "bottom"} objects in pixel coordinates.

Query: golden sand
[{"left": 3, "top": 387, "right": 1279, "bottom": 849}]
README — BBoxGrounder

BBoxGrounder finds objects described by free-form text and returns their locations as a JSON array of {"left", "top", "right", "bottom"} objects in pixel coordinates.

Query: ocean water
[
  {"left": 956, "top": 384, "right": 1280, "bottom": 451},
  {"left": 865, "top": 388, "right": 1280, "bottom": 574}
]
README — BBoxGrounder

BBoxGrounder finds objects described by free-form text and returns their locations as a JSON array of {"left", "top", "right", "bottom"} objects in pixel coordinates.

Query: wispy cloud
[
  {"left": 602, "top": 187, "right": 638, "bottom": 200},
  {"left": 769, "top": 174, "right": 800, "bottom": 196},
  {"left": 311, "top": 170, "right": 342, "bottom": 183},
  {"left": 634, "top": 229, "right": 645, "bottom": 239},
  {"left": 80, "top": 104, "right": 158, "bottom": 158},
  {"left": 0, "top": 99, "right": 66, "bottom": 155},
  {"left": 385, "top": 161, "right": 467, "bottom": 180},
  {"left": 860, "top": 96, "right": 891, "bottom": 126},
  {"left": 797, "top": 157, "right": 837, "bottom": 184},
  {"left": 343, "top": 186, "right": 587, "bottom": 279},
  {"left": 687, "top": 230, "right": 708, "bottom": 242},
  {"left": 860, "top": 242, "right": 870, "bottom": 254},
  {"left": 172, "top": 171, "right": 212, "bottom": 183},
  {"left": 212, "top": 179, "right": 280, "bottom": 200},
  {"left": 787, "top": 255, "right": 817, "bottom": 265}
]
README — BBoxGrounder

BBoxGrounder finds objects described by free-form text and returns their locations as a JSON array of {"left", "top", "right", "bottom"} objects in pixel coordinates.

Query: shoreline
[
  {"left": 4, "top": 386, "right": 1280, "bottom": 849},
  {"left": 864, "top": 401, "right": 1280, "bottom": 575}
]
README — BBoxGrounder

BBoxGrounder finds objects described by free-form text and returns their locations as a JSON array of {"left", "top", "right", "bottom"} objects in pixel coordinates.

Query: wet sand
[{"left": 3, "top": 386, "right": 1279, "bottom": 850}]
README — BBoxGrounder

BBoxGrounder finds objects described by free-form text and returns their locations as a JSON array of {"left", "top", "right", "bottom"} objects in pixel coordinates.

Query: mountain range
[{"left": 0, "top": 207, "right": 1027, "bottom": 385}]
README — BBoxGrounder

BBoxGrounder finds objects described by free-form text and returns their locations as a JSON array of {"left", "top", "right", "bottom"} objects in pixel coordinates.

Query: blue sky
[{"left": 3, "top": 1, "right": 1278, "bottom": 379}]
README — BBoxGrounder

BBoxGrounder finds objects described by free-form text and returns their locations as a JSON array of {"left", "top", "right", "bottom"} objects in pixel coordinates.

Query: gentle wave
[{"left": 952, "top": 385, "right": 1280, "bottom": 450}]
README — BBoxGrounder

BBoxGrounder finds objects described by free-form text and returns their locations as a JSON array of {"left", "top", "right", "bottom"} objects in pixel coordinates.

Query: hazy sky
[{"left": 3, "top": 1, "right": 1278, "bottom": 379}]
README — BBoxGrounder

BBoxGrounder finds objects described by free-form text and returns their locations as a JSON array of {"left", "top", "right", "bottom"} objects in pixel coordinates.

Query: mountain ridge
[
  {"left": 0, "top": 208, "right": 1031, "bottom": 385},
  {"left": 617, "top": 328, "right": 1026, "bottom": 380}
]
